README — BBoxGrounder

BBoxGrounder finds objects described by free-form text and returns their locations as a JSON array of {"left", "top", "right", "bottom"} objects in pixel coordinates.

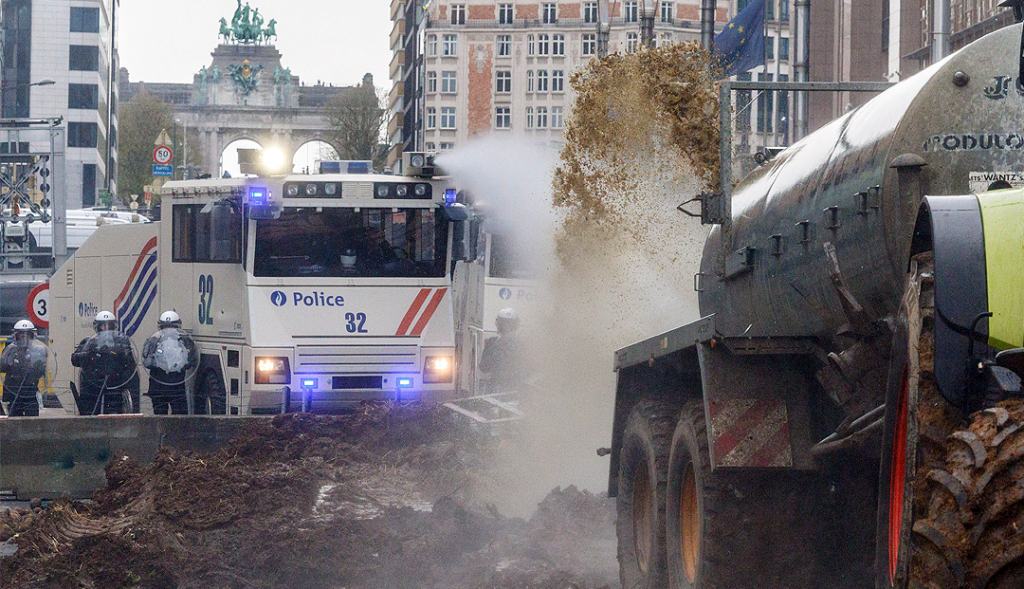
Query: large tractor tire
[
  {"left": 617, "top": 400, "right": 676, "bottom": 589},
  {"left": 878, "top": 253, "right": 1024, "bottom": 588}
]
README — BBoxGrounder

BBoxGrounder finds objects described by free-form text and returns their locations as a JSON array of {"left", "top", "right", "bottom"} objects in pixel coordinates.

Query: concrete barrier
[{"left": 0, "top": 416, "right": 262, "bottom": 500}]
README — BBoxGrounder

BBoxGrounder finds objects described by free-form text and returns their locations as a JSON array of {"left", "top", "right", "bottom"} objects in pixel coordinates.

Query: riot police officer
[
  {"left": 479, "top": 308, "right": 524, "bottom": 392},
  {"left": 142, "top": 311, "right": 198, "bottom": 415},
  {"left": 0, "top": 320, "right": 48, "bottom": 417},
  {"left": 71, "top": 311, "right": 138, "bottom": 415}
]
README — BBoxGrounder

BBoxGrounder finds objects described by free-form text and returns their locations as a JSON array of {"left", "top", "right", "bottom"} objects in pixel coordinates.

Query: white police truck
[{"left": 49, "top": 155, "right": 469, "bottom": 414}]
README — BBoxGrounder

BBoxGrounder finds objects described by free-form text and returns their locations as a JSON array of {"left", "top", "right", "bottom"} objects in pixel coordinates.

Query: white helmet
[
  {"left": 496, "top": 307, "right": 519, "bottom": 334},
  {"left": 13, "top": 319, "right": 36, "bottom": 340},
  {"left": 93, "top": 311, "right": 117, "bottom": 332},
  {"left": 158, "top": 310, "right": 182, "bottom": 329},
  {"left": 340, "top": 248, "right": 358, "bottom": 269}
]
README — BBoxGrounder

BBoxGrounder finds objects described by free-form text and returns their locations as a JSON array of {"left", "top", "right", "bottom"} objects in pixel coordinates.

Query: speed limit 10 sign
[
  {"left": 26, "top": 283, "right": 49, "bottom": 328},
  {"left": 153, "top": 145, "right": 174, "bottom": 165}
]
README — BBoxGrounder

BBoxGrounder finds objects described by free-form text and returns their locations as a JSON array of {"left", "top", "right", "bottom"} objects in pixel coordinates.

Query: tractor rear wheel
[
  {"left": 617, "top": 400, "right": 676, "bottom": 589},
  {"left": 877, "top": 253, "right": 1024, "bottom": 588}
]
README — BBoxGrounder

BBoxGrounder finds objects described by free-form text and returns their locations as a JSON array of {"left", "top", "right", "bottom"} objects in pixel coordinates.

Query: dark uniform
[
  {"left": 71, "top": 330, "right": 138, "bottom": 415},
  {"left": 142, "top": 327, "right": 198, "bottom": 415},
  {"left": 1, "top": 338, "right": 48, "bottom": 416}
]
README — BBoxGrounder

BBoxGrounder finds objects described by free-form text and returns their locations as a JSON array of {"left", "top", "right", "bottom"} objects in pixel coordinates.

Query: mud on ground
[{"left": 0, "top": 404, "right": 617, "bottom": 589}]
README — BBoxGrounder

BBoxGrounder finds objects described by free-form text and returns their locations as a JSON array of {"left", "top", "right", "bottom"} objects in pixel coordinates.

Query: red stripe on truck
[
  {"left": 395, "top": 288, "right": 431, "bottom": 336},
  {"left": 410, "top": 288, "right": 448, "bottom": 336}
]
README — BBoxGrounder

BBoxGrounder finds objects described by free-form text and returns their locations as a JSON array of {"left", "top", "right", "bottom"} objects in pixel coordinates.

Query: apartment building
[
  {"left": 1, "top": 0, "right": 119, "bottom": 208},
  {"left": 388, "top": 0, "right": 733, "bottom": 170}
]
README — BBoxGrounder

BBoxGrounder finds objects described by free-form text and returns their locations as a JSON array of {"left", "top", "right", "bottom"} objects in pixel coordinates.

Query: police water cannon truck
[
  {"left": 607, "top": 21, "right": 1024, "bottom": 589},
  {"left": 49, "top": 153, "right": 471, "bottom": 415}
]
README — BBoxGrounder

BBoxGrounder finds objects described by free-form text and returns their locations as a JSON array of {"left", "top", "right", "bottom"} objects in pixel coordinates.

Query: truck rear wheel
[
  {"left": 617, "top": 400, "right": 675, "bottom": 589},
  {"left": 665, "top": 401, "right": 712, "bottom": 589}
]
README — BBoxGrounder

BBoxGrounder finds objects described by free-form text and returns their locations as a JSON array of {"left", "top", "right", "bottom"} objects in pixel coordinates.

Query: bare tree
[{"left": 323, "top": 84, "right": 389, "bottom": 171}]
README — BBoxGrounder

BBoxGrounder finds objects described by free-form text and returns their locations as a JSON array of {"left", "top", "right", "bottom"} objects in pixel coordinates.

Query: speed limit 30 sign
[
  {"left": 26, "top": 283, "right": 49, "bottom": 328},
  {"left": 153, "top": 145, "right": 174, "bottom": 165}
]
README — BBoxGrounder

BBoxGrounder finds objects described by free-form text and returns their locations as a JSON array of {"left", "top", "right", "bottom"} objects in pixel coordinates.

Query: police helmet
[
  {"left": 340, "top": 248, "right": 358, "bottom": 269},
  {"left": 496, "top": 307, "right": 519, "bottom": 334},
  {"left": 158, "top": 310, "right": 182, "bottom": 329},
  {"left": 12, "top": 319, "right": 36, "bottom": 341},
  {"left": 93, "top": 311, "right": 118, "bottom": 332}
]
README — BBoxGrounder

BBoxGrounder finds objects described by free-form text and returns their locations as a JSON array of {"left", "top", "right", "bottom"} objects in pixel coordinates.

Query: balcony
[
  {"left": 390, "top": 0, "right": 404, "bottom": 21},
  {"left": 389, "top": 51, "right": 405, "bottom": 79},
  {"left": 388, "top": 112, "right": 404, "bottom": 138},
  {"left": 387, "top": 143, "right": 404, "bottom": 168},
  {"left": 390, "top": 17, "right": 406, "bottom": 50},
  {"left": 388, "top": 81, "right": 405, "bottom": 111}
]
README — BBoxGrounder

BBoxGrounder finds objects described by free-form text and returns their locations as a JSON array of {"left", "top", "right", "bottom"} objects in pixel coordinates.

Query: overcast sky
[{"left": 118, "top": 0, "right": 393, "bottom": 89}]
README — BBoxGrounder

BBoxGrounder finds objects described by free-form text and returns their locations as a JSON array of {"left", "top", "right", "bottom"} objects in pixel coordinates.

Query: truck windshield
[{"left": 253, "top": 207, "right": 448, "bottom": 278}]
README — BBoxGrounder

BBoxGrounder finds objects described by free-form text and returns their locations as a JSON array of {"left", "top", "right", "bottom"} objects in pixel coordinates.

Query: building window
[
  {"left": 536, "top": 106, "right": 548, "bottom": 129},
  {"left": 496, "top": 107, "right": 511, "bottom": 129},
  {"left": 528, "top": 34, "right": 536, "bottom": 56},
  {"left": 496, "top": 70, "right": 512, "bottom": 93},
  {"left": 779, "top": 37, "right": 790, "bottom": 60},
  {"left": 451, "top": 4, "right": 466, "bottom": 24},
  {"left": 625, "top": 1, "right": 638, "bottom": 23},
  {"left": 498, "top": 4, "right": 513, "bottom": 24},
  {"left": 778, "top": 73, "right": 790, "bottom": 139},
  {"left": 427, "top": 71, "right": 437, "bottom": 93},
  {"left": 441, "top": 71, "right": 457, "bottom": 93},
  {"left": 497, "top": 34, "right": 512, "bottom": 56},
  {"left": 766, "top": 0, "right": 775, "bottom": 20},
  {"left": 440, "top": 107, "right": 457, "bottom": 129},
  {"left": 426, "top": 107, "right": 436, "bottom": 129},
  {"left": 582, "top": 33, "right": 596, "bottom": 56},
  {"left": 536, "top": 70, "right": 549, "bottom": 92},
  {"left": 425, "top": 142, "right": 436, "bottom": 151},
  {"left": 552, "top": 106, "right": 564, "bottom": 129},
  {"left": 68, "top": 122, "right": 99, "bottom": 148},
  {"left": 69, "top": 45, "right": 99, "bottom": 71},
  {"left": 780, "top": 0, "right": 790, "bottom": 21},
  {"left": 428, "top": 35, "right": 438, "bottom": 56},
  {"left": 584, "top": 2, "right": 598, "bottom": 23},
  {"left": 442, "top": 34, "right": 458, "bottom": 56},
  {"left": 660, "top": 1, "right": 673, "bottom": 22},
  {"left": 757, "top": 73, "right": 774, "bottom": 133},
  {"left": 552, "top": 34, "right": 565, "bottom": 55},
  {"left": 542, "top": 3, "right": 557, "bottom": 23},
  {"left": 526, "top": 107, "right": 534, "bottom": 129},
  {"left": 766, "top": 36, "right": 775, "bottom": 59},
  {"left": 736, "top": 72, "right": 752, "bottom": 132},
  {"left": 68, "top": 84, "right": 99, "bottom": 110},
  {"left": 70, "top": 6, "right": 99, "bottom": 33},
  {"left": 440, "top": 142, "right": 455, "bottom": 150},
  {"left": 626, "top": 33, "right": 639, "bottom": 53},
  {"left": 527, "top": 70, "right": 535, "bottom": 92},
  {"left": 537, "top": 34, "right": 549, "bottom": 56},
  {"left": 659, "top": 32, "right": 673, "bottom": 47},
  {"left": 81, "top": 163, "right": 96, "bottom": 207},
  {"left": 882, "top": 0, "right": 890, "bottom": 51},
  {"left": 552, "top": 70, "right": 564, "bottom": 92}
]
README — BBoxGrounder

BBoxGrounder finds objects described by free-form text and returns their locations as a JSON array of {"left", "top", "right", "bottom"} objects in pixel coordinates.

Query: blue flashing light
[
  {"left": 301, "top": 378, "right": 317, "bottom": 388},
  {"left": 397, "top": 377, "right": 413, "bottom": 388},
  {"left": 444, "top": 188, "right": 457, "bottom": 206},
  {"left": 248, "top": 186, "right": 268, "bottom": 207}
]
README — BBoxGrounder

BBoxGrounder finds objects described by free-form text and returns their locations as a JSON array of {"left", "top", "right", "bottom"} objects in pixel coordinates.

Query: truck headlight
[
  {"left": 255, "top": 356, "right": 291, "bottom": 384},
  {"left": 423, "top": 355, "right": 453, "bottom": 383}
]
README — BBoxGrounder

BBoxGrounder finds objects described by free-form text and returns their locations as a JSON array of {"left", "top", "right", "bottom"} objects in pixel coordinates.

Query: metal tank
[{"left": 699, "top": 24, "right": 1024, "bottom": 340}]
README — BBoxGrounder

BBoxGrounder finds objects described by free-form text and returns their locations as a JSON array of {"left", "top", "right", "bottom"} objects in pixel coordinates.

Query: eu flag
[{"left": 713, "top": 0, "right": 766, "bottom": 78}]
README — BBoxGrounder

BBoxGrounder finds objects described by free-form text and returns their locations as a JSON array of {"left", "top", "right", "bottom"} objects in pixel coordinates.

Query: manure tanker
[{"left": 607, "top": 21, "right": 1024, "bottom": 589}]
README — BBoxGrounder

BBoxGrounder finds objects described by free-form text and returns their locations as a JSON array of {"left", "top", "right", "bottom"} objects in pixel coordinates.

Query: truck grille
[{"left": 294, "top": 344, "right": 419, "bottom": 373}]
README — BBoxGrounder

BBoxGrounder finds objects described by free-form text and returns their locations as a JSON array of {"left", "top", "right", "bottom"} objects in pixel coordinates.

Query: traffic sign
[
  {"left": 155, "top": 129, "right": 172, "bottom": 147},
  {"left": 153, "top": 145, "right": 174, "bottom": 165},
  {"left": 153, "top": 165, "right": 173, "bottom": 177},
  {"left": 26, "top": 283, "right": 49, "bottom": 328}
]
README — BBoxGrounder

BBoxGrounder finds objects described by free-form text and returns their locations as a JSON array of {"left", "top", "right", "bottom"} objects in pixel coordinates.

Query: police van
[{"left": 49, "top": 155, "right": 469, "bottom": 414}]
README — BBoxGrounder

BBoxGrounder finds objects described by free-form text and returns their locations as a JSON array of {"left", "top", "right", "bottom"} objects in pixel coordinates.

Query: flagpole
[{"left": 701, "top": 0, "right": 717, "bottom": 50}]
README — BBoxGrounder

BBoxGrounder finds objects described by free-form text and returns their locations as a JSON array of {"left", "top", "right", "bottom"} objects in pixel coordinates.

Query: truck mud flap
[{"left": 706, "top": 398, "right": 793, "bottom": 468}]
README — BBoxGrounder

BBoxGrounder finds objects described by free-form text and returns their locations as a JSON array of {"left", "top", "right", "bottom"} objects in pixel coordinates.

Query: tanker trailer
[{"left": 606, "top": 21, "right": 1024, "bottom": 589}]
